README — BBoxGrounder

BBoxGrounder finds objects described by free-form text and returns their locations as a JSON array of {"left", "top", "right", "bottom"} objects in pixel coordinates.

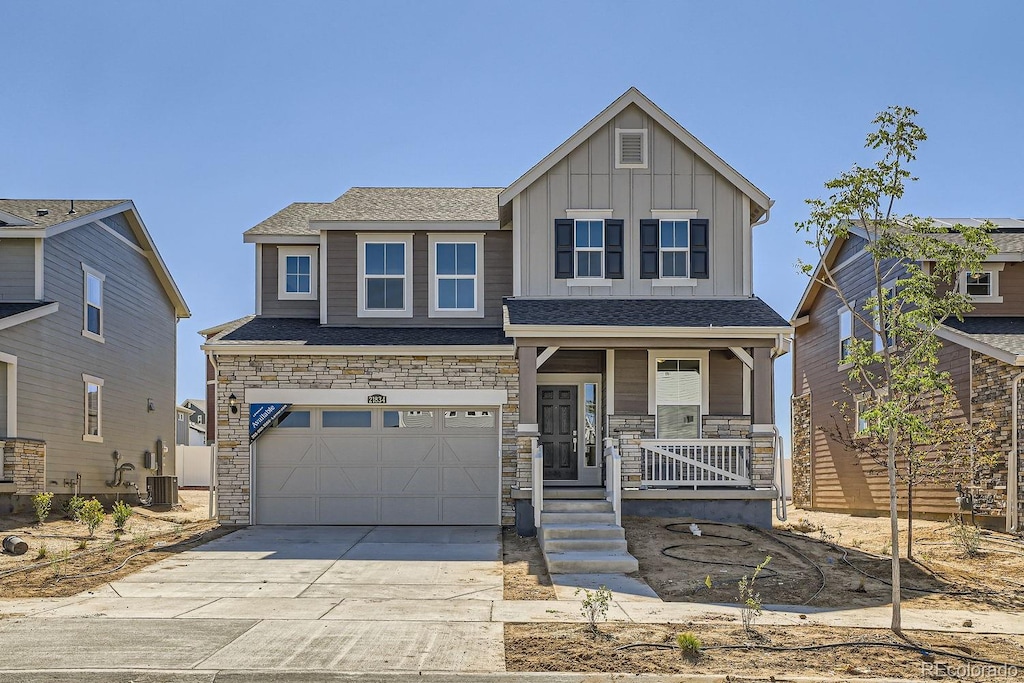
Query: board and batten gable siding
[
  {"left": 324, "top": 229, "right": 512, "bottom": 327},
  {"left": 0, "top": 216, "right": 178, "bottom": 495},
  {"left": 517, "top": 104, "right": 748, "bottom": 298},
  {"left": 0, "top": 238, "right": 37, "bottom": 300},
  {"left": 260, "top": 245, "right": 319, "bottom": 318},
  {"left": 794, "top": 241, "right": 971, "bottom": 516}
]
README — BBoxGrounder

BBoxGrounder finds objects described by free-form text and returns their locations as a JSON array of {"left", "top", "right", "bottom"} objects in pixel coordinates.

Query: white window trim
[
  {"left": 277, "top": 246, "right": 318, "bottom": 301},
  {"left": 573, "top": 218, "right": 605, "bottom": 279},
  {"left": 0, "top": 352, "right": 17, "bottom": 435},
  {"left": 81, "top": 263, "right": 105, "bottom": 343},
  {"left": 428, "top": 233, "right": 485, "bottom": 318},
  {"left": 960, "top": 263, "right": 1004, "bottom": 303},
  {"left": 838, "top": 305, "right": 854, "bottom": 370},
  {"left": 855, "top": 396, "right": 870, "bottom": 435},
  {"left": 82, "top": 373, "right": 104, "bottom": 443},
  {"left": 647, "top": 350, "right": 710, "bottom": 438},
  {"left": 357, "top": 233, "right": 413, "bottom": 318},
  {"left": 659, "top": 218, "right": 691, "bottom": 279},
  {"left": 615, "top": 128, "right": 648, "bottom": 169}
]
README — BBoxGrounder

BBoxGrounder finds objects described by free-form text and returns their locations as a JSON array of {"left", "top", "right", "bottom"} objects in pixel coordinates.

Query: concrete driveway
[{"left": 0, "top": 526, "right": 506, "bottom": 673}]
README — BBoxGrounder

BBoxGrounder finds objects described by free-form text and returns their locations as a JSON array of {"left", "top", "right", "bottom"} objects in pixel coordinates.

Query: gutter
[
  {"left": 1010, "top": 371, "right": 1024, "bottom": 533},
  {"left": 751, "top": 199, "right": 774, "bottom": 229}
]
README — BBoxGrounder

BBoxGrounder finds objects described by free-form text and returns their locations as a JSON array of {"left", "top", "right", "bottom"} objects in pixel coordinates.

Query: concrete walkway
[{"left": 0, "top": 525, "right": 1021, "bottom": 676}]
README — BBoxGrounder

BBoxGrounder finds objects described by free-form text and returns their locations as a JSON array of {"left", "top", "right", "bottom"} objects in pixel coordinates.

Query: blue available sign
[{"left": 249, "top": 403, "right": 292, "bottom": 442}]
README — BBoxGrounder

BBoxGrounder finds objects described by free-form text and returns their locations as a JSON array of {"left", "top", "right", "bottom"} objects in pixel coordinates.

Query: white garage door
[{"left": 254, "top": 407, "right": 499, "bottom": 525}]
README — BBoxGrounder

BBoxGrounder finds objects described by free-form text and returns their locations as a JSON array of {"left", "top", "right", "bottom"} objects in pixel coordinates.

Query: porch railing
[
  {"left": 640, "top": 439, "right": 752, "bottom": 488},
  {"left": 604, "top": 438, "right": 621, "bottom": 526},
  {"left": 531, "top": 440, "right": 544, "bottom": 529}
]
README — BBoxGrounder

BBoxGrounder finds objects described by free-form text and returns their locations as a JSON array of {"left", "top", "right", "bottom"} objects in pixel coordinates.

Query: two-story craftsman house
[
  {"left": 0, "top": 199, "right": 189, "bottom": 511},
  {"left": 203, "top": 88, "right": 790, "bottom": 569},
  {"left": 791, "top": 219, "right": 1024, "bottom": 532}
]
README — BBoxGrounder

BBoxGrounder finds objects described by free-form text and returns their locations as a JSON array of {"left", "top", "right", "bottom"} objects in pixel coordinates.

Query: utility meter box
[{"left": 144, "top": 451, "right": 159, "bottom": 470}]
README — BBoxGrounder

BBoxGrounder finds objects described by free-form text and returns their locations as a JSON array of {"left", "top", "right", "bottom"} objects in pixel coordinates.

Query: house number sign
[{"left": 367, "top": 394, "right": 387, "bottom": 404}]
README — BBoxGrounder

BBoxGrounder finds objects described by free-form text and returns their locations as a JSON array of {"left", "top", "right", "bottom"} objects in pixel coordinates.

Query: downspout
[
  {"left": 207, "top": 350, "right": 220, "bottom": 522},
  {"left": 751, "top": 200, "right": 773, "bottom": 230},
  {"left": 1009, "top": 370, "right": 1024, "bottom": 532}
]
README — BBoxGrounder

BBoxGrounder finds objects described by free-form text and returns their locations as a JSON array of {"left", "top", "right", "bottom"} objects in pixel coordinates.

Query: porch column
[
  {"left": 518, "top": 346, "right": 538, "bottom": 434},
  {"left": 752, "top": 347, "right": 774, "bottom": 430}
]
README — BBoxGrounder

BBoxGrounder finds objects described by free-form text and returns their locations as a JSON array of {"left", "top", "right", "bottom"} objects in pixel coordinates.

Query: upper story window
[
  {"left": 358, "top": 234, "right": 413, "bottom": 318},
  {"left": 277, "top": 246, "right": 318, "bottom": 301},
  {"left": 640, "top": 215, "right": 709, "bottom": 281},
  {"left": 575, "top": 220, "right": 604, "bottom": 278},
  {"left": 81, "top": 264, "right": 105, "bottom": 342},
  {"left": 83, "top": 374, "right": 103, "bottom": 443},
  {"left": 838, "top": 307, "right": 853, "bottom": 365},
  {"left": 554, "top": 216, "right": 623, "bottom": 282},
  {"left": 429, "top": 234, "right": 484, "bottom": 318},
  {"left": 959, "top": 263, "right": 1003, "bottom": 303},
  {"left": 660, "top": 220, "right": 690, "bottom": 277}
]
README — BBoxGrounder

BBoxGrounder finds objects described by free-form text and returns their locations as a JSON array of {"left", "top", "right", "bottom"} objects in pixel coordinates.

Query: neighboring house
[
  {"left": 203, "top": 88, "right": 791, "bottom": 545},
  {"left": 0, "top": 199, "right": 189, "bottom": 509},
  {"left": 790, "top": 219, "right": 1024, "bottom": 532},
  {"left": 176, "top": 401, "right": 206, "bottom": 446}
]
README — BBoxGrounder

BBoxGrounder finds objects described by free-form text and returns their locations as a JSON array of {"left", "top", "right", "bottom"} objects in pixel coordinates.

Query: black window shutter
[
  {"left": 690, "top": 218, "right": 709, "bottom": 279},
  {"left": 639, "top": 219, "right": 659, "bottom": 279},
  {"left": 604, "top": 219, "right": 624, "bottom": 279},
  {"left": 554, "top": 219, "right": 574, "bottom": 279}
]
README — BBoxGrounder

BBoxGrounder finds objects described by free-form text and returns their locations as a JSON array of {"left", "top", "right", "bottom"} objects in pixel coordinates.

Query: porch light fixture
[{"left": 229, "top": 393, "right": 238, "bottom": 414}]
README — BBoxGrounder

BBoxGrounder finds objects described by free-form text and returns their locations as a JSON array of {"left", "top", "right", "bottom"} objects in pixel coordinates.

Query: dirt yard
[
  {"left": 502, "top": 527, "right": 556, "bottom": 600},
  {"left": 505, "top": 622, "right": 1024, "bottom": 678},
  {"left": 624, "top": 506, "right": 1024, "bottom": 611},
  {"left": 0, "top": 489, "right": 229, "bottom": 598}
]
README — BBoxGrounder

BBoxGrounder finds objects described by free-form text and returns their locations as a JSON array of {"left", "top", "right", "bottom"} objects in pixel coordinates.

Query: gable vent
[{"left": 616, "top": 128, "right": 647, "bottom": 168}]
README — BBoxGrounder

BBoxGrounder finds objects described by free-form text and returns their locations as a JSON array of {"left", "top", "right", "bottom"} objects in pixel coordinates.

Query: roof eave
[
  {"left": 935, "top": 325, "right": 1024, "bottom": 366},
  {"left": 0, "top": 302, "right": 59, "bottom": 332},
  {"left": 503, "top": 323, "right": 794, "bottom": 339},
  {"left": 202, "top": 342, "right": 515, "bottom": 356}
]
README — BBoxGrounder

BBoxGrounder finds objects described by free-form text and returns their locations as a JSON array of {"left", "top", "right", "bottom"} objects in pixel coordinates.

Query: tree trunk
[
  {"left": 887, "top": 430, "right": 902, "bottom": 632},
  {"left": 907, "top": 481, "right": 914, "bottom": 560}
]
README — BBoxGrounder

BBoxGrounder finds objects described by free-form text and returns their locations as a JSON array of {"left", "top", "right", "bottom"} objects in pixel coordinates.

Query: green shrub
[
  {"left": 575, "top": 585, "right": 612, "bottom": 635},
  {"left": 32, "top": 491, "right": 54, "bottom": 525},
  {"left": 79, "top": 498, "right": 104, "bottom": 537},
  {"left": 111, "top": 500, "right": 133, "bottom": 532},
  {"left": 62, "top": 495, "right": 86, "bottom": 522},
  {"left": 676, "top": 632, "right": 702, "bottom": 660},
  {"left": 739, "top": 556, "right": 771, "bottom": 634},
  {"left": 949, "top": 515, "right": 982, "bottom": 558}
]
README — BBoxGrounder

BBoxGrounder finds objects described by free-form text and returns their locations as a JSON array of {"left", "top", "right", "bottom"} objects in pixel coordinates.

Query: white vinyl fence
[{"left": 175, "top": 445, "right": 214, "bottom": 487}]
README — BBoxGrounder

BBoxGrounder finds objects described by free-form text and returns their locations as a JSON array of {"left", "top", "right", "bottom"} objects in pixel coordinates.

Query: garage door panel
[
  {"left": 382, "top": 467, "right": 440, "bottom": 493},
  {"left": 442, "top": 466, "right": 498, "bottom": 492},
  {"left": 255, "top": 406, "right": 499, "bottom": 525},
  {"left": 321, "top": 437, "right": 378, "bottom": 464},
  {"left": 320, "top": 466, "right": 377, "bottom": 493},
  {"left": 380, "top": 497, "right": 441, "bottom": 524},
  {"left": 319, "top": 497, "right": 379, "bottom": 525},
  {"left": 441, "top": 497, "right": 498, "bottom": 525}
]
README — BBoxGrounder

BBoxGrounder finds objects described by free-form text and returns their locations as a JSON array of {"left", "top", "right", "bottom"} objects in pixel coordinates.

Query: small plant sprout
[
  {"left": 575, "top": 585, "right": 612, "bottom": 635},
  {"left": 32, "top": 491, "right": 54, "bottom": 525},
  {"left": 35, "top": 544, "right": 48, "bottom": 560},
  {"left": 676, "top": 632, "right": 702, "bottom": 660},
  {"left": 79, "top": 498, "right": 105, "bottom": 537},
  {"left": 112, "top": 500, "right": 133, "bottom": 532},
  {"left": 738, "top": 555, "right": 771, "bottom": 634},
  {"left": 50, "top": 549, "right": 71, "bottom": 580},
  {"left": 77, "top": 539, "right": 88, "bottom": 550}
]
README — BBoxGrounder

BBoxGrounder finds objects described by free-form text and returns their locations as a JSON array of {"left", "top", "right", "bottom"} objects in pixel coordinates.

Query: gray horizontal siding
[
  {"left": 0, "top": 238, "right": 36, "bottom": 301},
  {"left": 0, "top": 216, "right": 178, "bottom": 495},
  {"left": 326, "top": 230, "right": 512, "bottom": 327},
  {"left": 261, "top": 244, "right": 319, "bottom": 318},
  {"left": 102, "top": 212, "right": 141, "bottom": 248},
  {"left": 519, "top": 104, "right": 747, "bottom": 298}
]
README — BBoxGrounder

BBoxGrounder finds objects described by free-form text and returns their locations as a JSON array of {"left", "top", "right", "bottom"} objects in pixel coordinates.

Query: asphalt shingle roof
[
  {"left": 503, "top": 297, "right": 789, "bottom": 327},
  {"left": 0, "top": 200, "right": 125, "bottom": 229},
  {"left": 218, "top": 317, "right": 511, "bottom": 346},
  {"left": 943, "top": 317, "right": 1024, "bottom": 356},
  {"left": 243, "top": 202, "right": 327, "bottom": 237},
  {"left": 0, "top": 302, "right": 51, "bottom": 319},
  {"left": 312, "top": 187, "right": 502, "bottom": 222}
]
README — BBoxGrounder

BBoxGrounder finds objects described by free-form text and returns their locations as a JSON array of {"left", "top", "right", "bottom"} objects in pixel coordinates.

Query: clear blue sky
[{"left": 4, "top": 1, "right": 1022, "bottom": 445}]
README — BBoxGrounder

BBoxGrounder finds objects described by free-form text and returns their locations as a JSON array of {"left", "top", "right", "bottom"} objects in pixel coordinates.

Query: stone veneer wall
[
  {"left": 2, "top": 438, "right": 46, "bottom": 494},
  {"left": 969, "top": 352, "right": 1018, "bottom": 519},
  {"left": 702, "top": 415, "right": 752, "bottom": 439},
  {"left": 609, "top": 415, "right": 655, "bottom": 485},
  {"left": 790, "top": 394, "right": 812, "bottom": 508},
  {"left": 214, "top": 354, "right": 519, "bottom": 526}
]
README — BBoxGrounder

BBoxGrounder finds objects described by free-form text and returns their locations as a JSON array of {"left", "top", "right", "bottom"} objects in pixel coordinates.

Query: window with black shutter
[
  {"left": 553, "top": 218, "right": 623, "bottom": 279},
  {"left": 639, "top": 218, "right": 710, "bottom": 280}
]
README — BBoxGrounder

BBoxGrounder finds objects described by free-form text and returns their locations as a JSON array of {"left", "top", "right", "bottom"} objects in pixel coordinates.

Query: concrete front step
[
  {"left": 542, "top": 487, "right": 606, "bottom": 500},
  {"left": 539, "top": 523, "right": 626, "bottom": 541},
  {"left": 542, "top": 499, "right": 613, "bottom": 513},
  {"left": 540, "top": 537, "right": 629, "bottom": 553},
  {"left": 539, "top": 511, "right": 617, "bottom": 525},
  {"left": 545, "top": 551, "right": 640, "bottom": 574}
]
